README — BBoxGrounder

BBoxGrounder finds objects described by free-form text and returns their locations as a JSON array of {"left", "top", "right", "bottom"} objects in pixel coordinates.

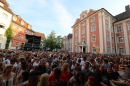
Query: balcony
[{"left": 76, "top": 41, "right": 87, "bottom": 46}]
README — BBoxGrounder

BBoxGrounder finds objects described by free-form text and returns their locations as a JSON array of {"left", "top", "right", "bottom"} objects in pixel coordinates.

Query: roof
[
  {"left": 0, "top": 0, "right": 13, "bottom": 13},
  {"left": 67, "top": 33, "right": 72, "bottom": 39},
  {"left": 34, "top": 31, "right": 45, "bottom": 40},
  {"left": 72, "top": 8, "right": 115, "bottom": 27},
  {"left": 114, "top": 12, "right": 130, "bottom": 22}
]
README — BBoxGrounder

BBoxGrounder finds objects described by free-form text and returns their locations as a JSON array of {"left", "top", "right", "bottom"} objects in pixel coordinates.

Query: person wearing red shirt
[{"left": 49, "top": 67, "right": 68, "bottom": 86}]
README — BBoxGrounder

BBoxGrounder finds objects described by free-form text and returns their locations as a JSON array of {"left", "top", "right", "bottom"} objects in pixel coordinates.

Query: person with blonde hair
[
  {"left": 0, "top": 64, "right": 17, "bottom": 86},
  {"left": 37, "top": 73, "right": 49, "bottom": 86},
  {"left": 61, "top": 62, "right": 70, "bottom": 81}
]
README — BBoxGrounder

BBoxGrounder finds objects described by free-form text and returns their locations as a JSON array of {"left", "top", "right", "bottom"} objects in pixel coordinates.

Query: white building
[
  {"left": 0, "top": 0, "right": 12, "bottom": 49},
  {"left": 63, "top": 33, "right": 72, "bottom": 52}
]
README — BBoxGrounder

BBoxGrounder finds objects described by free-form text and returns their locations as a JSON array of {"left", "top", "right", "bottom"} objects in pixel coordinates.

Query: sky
[{"left": 6, "top": 0, "right": 130, "bottom": 37}]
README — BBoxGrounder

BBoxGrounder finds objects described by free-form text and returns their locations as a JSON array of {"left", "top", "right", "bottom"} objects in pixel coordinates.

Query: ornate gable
[
  {"left": 87, "top": 9, "right": 96, "bottom": 16},
  {"left": 80, "top": 10, "right": 88, "bottom": 19}
]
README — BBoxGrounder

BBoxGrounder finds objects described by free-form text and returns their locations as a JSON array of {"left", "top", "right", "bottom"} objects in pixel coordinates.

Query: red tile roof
[{"left": 0, "top": 0, "right": 13, "bottom": 13}]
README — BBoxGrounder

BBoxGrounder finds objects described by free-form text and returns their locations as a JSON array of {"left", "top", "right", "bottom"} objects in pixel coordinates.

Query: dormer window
[
  {"left": 13, "top": 16, "right": 17, "bottom": 21},
  {"left": 82, "top": 15, "right": 85, "bottom": 19},
  {"left": 91, "top": 17, "right": 95, "bottom": 22},
  {"left": 21, "top": 21, "right": 24, "bottom": 25},
  {"left": 0, "top": 2, "right": 4, "bottom": 7},
  {"left": 28, "top": 25, "right": 30, "bottom": 29}
]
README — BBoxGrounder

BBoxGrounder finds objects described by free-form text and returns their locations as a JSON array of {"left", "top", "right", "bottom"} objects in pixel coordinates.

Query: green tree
[
  {"left": 4, "top": 26, "right": 13, "bottom": 49},
  {"left": 55, "top": 35, "right": 63, "bottom": 50},
  {"left": 42, "top": 30, "right": 63, "bottom": 51}
]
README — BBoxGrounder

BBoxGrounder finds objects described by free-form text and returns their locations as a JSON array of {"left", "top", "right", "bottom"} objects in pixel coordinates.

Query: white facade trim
[
  {"left": 123, "top": 22, "right": 129, "bottom": 54},
  {"left": 108, "top": 17, "right": 112, "bottom": 53},
  {"left": 78, "top": 24, "right": 81, "bottom": 52},
  {"left": 72, "top": 28, "right": 74, "bottom": 52},
  {"left": 98, "top": 12, "right": 103, "bottom": 53},
  {"left": 103, "top": 12, "right": 107, "bottom": 53},
  {"left": 114, "top": 18, "right": 130, "bottom": 25},
  {"left": 86, "top": 19, "right": 90, "bottom": 52}
]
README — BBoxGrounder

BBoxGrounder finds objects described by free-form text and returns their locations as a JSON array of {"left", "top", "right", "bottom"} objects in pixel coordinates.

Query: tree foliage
[
  {"left": 4, "top": 26, "right": 13, "bottom": 49},
  {"left": 42, "top": 30, "right": 63, "bottom": 51}
]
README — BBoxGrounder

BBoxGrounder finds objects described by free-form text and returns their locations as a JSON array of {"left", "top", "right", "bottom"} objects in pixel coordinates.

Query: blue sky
[{"left": 6, "top": 0, "right": 130, "bottom": 37}]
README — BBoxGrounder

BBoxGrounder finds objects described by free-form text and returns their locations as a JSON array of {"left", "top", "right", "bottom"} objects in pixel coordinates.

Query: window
[
  {"left": 105, "top": 23, "right": 109, "bottom": 29},
  {"left": 17, "top": 34, "right": 20, "bottom": 38},
  {"left": 112, "top": 48, "right": 115, "bottom": 53},
  {"left": 92, "top": 47, "right": 96, "bottom": 53},
  {"left": 107, "top": 35, "right": 110, "bottom": 41},
  {"left": 28, "top": 25, "right": 30, "bottom": 29},
  {"left": 16, "top": 42, "right": 19, "bottom": 46},
  {"left": 128, "top": 23, "right": 130, "bottom": 30},
  {"left": 119, "top": 48, "right": 124, "bottom": 53},
  {"left": 118, "top": 37, "right": 123, "bottom": 43},
  {"left": 13, "top": 16, "right": 17, "bottom": 21},
  {"left": 13, "top": 25, "right": 16, "bottom": 29},
  {"left": 82, "top": 23, "right": 85, "bottom": 26},
  {"left": 92, "top": 36, "right": 96, "bottom": 42},
  {"left": 91, "top": 25, "right": 96, "bottom": 31},
  {"left": 82, "top": 15, "right": 85, "bottom": 19},
  {"left": 0, "top": 25, "right": 4, "bottom": 29},
  {"left": 107, "top": 47, "right": 110, "bottom": 53},
  {"left": 112, "top": 37, "right": 114, "bottom": 43},
  {"left": 2, "top": 13, "right": 8, "bottom": 19},
  {"left": 21, "top": 21, "right": 24, "bottom": 25},
  {"left": 82, "top": 29, "right": 85, "bottom": 35},
  {"left": 117, "top": 26, "right": 122, "bottom": 32},
  {"left": 19, "top": 28, "right": 22, "bottom": 31},
  {"left": 82, "top": 38, "right": 84, "bottom": 42},
  {"left": 0, "top": 2, "right": 4, "bottom": 7},
  {"left": 91, "top": 17, "right": 95, "bottom": 22},
  {"left": 111, "top": 26, "right": 113, "bottom": 32},
  {"left": 11, "top": 41, "right": 13, "bottom": 45}
]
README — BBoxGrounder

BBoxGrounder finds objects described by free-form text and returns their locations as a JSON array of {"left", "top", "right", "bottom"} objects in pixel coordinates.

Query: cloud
[{"left": 52, "top": 0, "right": 74, "bottom": 34}]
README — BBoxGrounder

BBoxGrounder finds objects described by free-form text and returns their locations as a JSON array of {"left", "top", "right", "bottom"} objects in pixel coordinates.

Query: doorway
[{"left": 83, "top": 47, "right": 86, "bottom": 52}]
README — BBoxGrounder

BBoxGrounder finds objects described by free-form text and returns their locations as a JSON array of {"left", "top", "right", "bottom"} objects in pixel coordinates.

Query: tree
[
  {"left": 4, "top": 26, "right": 13, "bottom": 49},
  {"left": 42, "top": 30, "right": 63, "bottom": 51}
]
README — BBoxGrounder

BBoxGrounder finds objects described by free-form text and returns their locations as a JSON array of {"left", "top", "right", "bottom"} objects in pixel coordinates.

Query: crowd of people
[{"left": 0, "top": 49, "right": 130, "bottom": 86}]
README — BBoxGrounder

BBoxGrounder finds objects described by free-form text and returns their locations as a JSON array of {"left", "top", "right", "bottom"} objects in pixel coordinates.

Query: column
[
  {"left": 114, "top": 25, "right": 118, "bottom": 53},
  {"left": 108, "top": 17, "right": 112, "bottom": 53},
  {"left": 82, "top": 46, "right": 83, "bottom": 52},
  {"left": 123, "top": 22, "right": 129, "bottom": 54},
  {"left": 98, "top": 12, "right": 104, "bottom": 53},
  {"left": 72, "top": 28, "right": 74, "bottom": 52},
  {"left": 102, "top": 12, "right": 107, "bottom": 53},
  {"left": 78, "top": 24, "right": 81, "bottom": 52},
  {"left": 86, "top": 19, "right": 90, "bottom": 52}
]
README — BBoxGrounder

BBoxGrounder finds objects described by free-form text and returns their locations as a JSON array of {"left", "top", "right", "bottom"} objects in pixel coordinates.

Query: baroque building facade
[{"left": 72, "top": 5, "right": 130, "bottom": 54}]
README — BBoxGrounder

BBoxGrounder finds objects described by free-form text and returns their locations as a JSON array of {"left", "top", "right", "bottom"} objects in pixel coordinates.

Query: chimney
[{"left": 125, "top": 5, "right": 130, "bottom": 13}]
